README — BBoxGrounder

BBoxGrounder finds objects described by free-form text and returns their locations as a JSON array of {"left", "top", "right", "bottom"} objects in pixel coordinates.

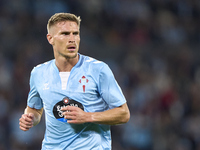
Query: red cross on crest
[{"left": 79, "top": 76, "right": 89, "bottom": 92}]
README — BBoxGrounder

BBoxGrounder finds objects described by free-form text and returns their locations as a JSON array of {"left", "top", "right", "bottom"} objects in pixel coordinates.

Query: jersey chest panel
[{"left": 37, "top": 67, "right": 105, "bottom": 115}]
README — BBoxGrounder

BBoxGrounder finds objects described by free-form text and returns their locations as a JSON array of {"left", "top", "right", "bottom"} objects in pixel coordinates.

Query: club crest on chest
[{"left": 79, "top": 76, "right": 89, "bottom": 92}]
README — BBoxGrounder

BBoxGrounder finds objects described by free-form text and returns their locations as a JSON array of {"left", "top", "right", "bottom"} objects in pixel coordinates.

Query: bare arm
[
  {"left": 90, "top": 103, "right": 130, "bottom": 125},
  {"left": 19, "top": 106, "right": 43, "bottom": 131},
  {"left": 61, "top": 103, "right": 130, "bottom": 125},
  {"left": 24, "top": 106, "right": 43, "bottom": 126}
]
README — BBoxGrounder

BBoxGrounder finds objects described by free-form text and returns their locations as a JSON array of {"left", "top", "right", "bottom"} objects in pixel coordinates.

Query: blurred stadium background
[{"left": 1, "top": 0, "right": 200, "bottom": 150}]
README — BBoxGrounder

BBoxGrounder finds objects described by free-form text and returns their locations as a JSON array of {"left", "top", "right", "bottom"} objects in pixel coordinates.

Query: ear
[{"left": 47, "top": 34, "right": 54, "bottom": 45}]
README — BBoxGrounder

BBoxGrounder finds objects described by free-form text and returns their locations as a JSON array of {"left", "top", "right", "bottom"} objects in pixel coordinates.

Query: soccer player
[{"left": 19, "top": 13, "right": 130, "bottom": 150}]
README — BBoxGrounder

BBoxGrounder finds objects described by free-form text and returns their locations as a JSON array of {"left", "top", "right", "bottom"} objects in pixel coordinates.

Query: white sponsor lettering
[{"left": 57, "top": 104, "right": 79, "bottom": 117}]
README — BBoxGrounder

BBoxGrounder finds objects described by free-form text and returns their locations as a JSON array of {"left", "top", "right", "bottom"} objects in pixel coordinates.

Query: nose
[{"left": 69, "top": 33, "right": 75, "bottom": 43}]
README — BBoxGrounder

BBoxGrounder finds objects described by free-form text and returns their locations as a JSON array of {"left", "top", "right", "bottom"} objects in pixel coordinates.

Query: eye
[
  {"left": 73, "top": 32, "right": 79, "bottom": 35},
  {"left": 61, "top": 32, "right": 70, "bottom": 35}
]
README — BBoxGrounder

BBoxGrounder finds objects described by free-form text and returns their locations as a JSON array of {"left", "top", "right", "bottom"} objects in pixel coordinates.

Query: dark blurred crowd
[{"left": 1, "top": 0, "right": 200, "bottom": 150}]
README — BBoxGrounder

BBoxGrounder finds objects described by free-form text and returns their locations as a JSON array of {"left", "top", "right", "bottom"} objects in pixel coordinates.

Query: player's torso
[
  {"left": 35, "top": 55, "right": 108, "bottom": 119},
  {"left": 34, "top": 55, "right": 111, "bottom": 149}
]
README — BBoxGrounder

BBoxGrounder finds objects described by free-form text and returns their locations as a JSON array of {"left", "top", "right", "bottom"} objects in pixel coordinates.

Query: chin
[{"left": 66, "top": 53, "right": 78, "bottom": 59}]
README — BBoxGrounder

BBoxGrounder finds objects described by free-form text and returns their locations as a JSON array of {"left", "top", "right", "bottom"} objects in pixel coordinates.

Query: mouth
[{"left": 67, "top": 46, "right": 76, "bottom": 51}]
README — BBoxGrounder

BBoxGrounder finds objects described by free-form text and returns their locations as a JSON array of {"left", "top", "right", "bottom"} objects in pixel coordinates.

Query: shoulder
[
  {"left": 81, "top": 54, "right": 108, "bottom": 70},
  {"left": 31, "top": 59, "right": 54, "bottom": 76},
  {"left": 79, "top": 54, "right": 114, "bottom": 79}
]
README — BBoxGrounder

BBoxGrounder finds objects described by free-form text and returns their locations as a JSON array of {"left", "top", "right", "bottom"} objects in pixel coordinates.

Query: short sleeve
[
  {"left": 98, "top": 64, "right": 126, "bottom": 109},
  {"left": 27, "top": 69, "right": 43, "bottom": 109}
]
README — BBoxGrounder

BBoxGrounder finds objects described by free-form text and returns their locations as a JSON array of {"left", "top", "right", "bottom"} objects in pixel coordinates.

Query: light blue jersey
[{"left": 27, "top": 54, "right": 126, "bottom": 150}]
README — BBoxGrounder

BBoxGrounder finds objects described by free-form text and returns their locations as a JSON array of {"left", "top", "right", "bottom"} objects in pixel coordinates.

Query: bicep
[
  {"left": 98, "top": 64, "right": 126, "bottom": 108},
  {"left": 27, "top": 70, "right": 43, "bottom": 109},
  {"left": 119, "top": 103, "right": 129, "bottom": 112}
]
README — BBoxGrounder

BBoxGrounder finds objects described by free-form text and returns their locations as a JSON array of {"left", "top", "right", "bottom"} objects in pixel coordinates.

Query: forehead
[{"left": 55, "top": 21, "right": 79, "bottom": 31}]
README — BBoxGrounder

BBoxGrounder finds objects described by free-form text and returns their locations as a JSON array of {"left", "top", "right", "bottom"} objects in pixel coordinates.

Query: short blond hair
[{"left": 47, "top": 13, "right": 81, "bottom": 33}]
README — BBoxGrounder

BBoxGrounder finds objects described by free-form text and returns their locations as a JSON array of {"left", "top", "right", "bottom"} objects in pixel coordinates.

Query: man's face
[{"left": 47, "top": 21, "right": 80, "bottom": 59}]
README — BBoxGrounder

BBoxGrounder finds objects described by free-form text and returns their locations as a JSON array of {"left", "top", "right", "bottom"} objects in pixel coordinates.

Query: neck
[{"left": 55, "top": 55, "right": 79, "bottom": 72}]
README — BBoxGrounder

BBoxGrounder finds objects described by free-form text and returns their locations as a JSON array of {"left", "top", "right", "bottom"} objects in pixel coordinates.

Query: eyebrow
[{"left": 60, "top": 31, "right": 79, "bottom": 35}]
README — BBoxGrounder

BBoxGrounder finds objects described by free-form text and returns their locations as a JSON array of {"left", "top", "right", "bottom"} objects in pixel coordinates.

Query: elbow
[
  {"left": 122, "top": 109, "right": 130, "bottom": 124},
  {"left": 118, "top": 106, "right": 130, "bottom": 124},
  {"left": 120, "top": 103, "right": 130, "bottom": 124}
]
